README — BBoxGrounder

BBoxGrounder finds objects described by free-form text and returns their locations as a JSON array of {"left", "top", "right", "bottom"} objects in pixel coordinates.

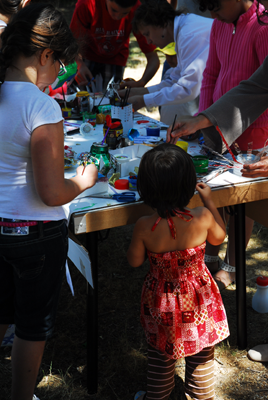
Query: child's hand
[{"left": 196, "top": 182, "right": 212, "bottom": 204}]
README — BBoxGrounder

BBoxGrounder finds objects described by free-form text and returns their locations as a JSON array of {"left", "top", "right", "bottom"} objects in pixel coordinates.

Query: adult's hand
[
  {"left": 75, "top": 60, "right": 93, "bottom": 87},
  {"left": 241, "top": 156, "right": 268, "bottom": 178},
  {"left": 166, "top": 114, "right": 212, "bottom": 144}
]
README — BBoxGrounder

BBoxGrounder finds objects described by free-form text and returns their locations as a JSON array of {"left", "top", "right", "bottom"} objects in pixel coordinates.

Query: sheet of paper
[{"left": 67, "top": 238, "right": 94, "bottom": 288}]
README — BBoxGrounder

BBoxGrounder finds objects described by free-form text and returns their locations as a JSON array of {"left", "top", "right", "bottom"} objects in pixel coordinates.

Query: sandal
[{"left": 213, "top": 260, "right": 236, "bottom": 292}]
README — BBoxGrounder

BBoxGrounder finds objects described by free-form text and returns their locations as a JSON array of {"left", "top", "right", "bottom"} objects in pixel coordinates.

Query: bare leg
[
  {"left": 11, "top": 335, "right": 45, "bottom": 400},
  {"left": 0, "top": 324, "right": 9, "bottom": 345},
  {"left": 213, "top": 216, "right": 254, "bottom": 288}
]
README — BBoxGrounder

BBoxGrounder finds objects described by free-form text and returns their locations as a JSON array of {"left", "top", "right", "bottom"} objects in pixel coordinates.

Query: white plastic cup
[{"left": 233, "top": 154, "right": 256, "bottom": 176}]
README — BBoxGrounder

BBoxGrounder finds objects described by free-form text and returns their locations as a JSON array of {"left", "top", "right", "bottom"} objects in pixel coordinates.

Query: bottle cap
[
  {"left": 256, "top": 276, "right": 268, "bottom": 286},
  {"left": 114, "top": 179, "right": 129, "bottom": 190}
]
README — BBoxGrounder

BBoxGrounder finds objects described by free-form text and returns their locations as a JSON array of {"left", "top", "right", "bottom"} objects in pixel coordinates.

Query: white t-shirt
[
  {"left": 0, "top": 81, "right": 66, "bottom": 221},
  {"left": 144, "top": 14, "right": 213, "bottom": 108},
  {"left": 0, "top": 19, "right": 7, "bottom": 28}
]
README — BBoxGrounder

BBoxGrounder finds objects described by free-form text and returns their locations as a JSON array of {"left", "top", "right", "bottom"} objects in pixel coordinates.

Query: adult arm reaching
[
  {"left": 120, "top": 50, "right": 159, "bottom": 89},
  {"left": 166, "top": 114, "right": 212, "bottom": 144}
]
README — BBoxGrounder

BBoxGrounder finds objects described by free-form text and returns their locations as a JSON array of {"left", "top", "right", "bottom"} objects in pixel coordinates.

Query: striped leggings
[{"left": 145, "top": 345, "right": 214, "bottom": 400}]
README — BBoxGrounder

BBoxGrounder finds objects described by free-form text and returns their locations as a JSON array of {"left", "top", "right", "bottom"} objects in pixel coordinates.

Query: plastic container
[
  {"left": 146, "top": 124, "right": 160, "bottom": 137},
  {"left": 252, "top": 276, "right": 268, "bottom": 313},
  {"left": 103, "top": 118, "right": 123, "bottom": 150},
  {"left": 62, "top": 107, "right": 72, "bottom": 118},
  {"left": 76, "top": 91, "right": 90, "bottom": 114},
  {"left": 192, "top": 155, "right": 209, "bottom": 173},
  {"left": 80, "top": 122, "right": 94, "bottom": 136},
  {"left": 114, "top": 179, "right": 129, "bottom": 190},
  {"left": 233, "top": 154, "right": 257, "bottom": 176},
  {"left": 176, "top": 140, "right": 189, "bottom": 152},
  {"left": 128, "top": 175, "right": 137, "bottom": 191},
  {"left": 112, "top": 154, "right": 130, "bottom": 164},
  {"left": 83, "top": 112, "right": 96, "bottom": 127}
]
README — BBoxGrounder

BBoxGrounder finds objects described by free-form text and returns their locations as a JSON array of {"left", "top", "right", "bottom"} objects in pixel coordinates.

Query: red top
[
  {"left": 70, "top": 0, "right": 156, "bottom": 66},
  {"left": 256, "top": 276, "right": 268, "bottom": 286},
  {"left": 198, "top": 1, "right": 268, "bottom": 149}
]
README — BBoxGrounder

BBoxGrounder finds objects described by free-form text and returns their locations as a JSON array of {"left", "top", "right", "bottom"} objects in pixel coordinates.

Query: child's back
[
  {"left": 136, "top": 208, "right": 229, "bottom": 360},
  {"left": 127, "top": 144, "right": 229, "bottom": 400}
]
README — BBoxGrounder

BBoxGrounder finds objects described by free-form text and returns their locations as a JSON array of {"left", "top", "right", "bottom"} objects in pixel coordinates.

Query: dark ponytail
[
  {"left": 0, "top": 3, "right": 79, "bottom": 85},
  {"left": 0, "top": 0, "right": 24, "bottom": 15}
]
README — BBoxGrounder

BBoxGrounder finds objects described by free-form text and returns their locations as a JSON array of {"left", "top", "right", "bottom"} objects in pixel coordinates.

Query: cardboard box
[{"left": 109, "top": 144, "right": 150, "bottom": 177}]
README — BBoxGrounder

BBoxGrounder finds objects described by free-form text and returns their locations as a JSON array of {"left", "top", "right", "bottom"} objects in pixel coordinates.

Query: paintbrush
[
  {"left": 201, "top": 144, "right": 235, "bottom": 166},
  {"left": 171, "top": 114, "right": 177, "bottom": 134},
  {"left": 62, "top": 87, "right": 67, "bottom": 109},
  {"left": 81, "top": 155, "right": 88, "bottom": 175}
]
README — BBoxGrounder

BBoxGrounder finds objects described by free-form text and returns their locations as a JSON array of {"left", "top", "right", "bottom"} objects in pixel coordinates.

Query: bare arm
[
  {"left": 196, "top": 182, "right": 226, "bottom": 245},
  {"left": 31, "top": 121, "right": 98, "bottom": 206},
  {"left": 167, "top": 0, "right": 178, "bottom": 9},
  {"left": 75, "top": 56, "right": 94, "bottom": 87},
  {"left": 122, "top": 51, "right": 160, "bottom": 89},
  {"left": 127, "top": 218, "right": 147, "bottom": 267}
]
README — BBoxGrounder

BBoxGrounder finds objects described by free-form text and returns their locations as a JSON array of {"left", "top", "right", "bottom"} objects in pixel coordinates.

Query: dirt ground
[{"left": 0, "top": 2, "right": 268, "bottom": 400}]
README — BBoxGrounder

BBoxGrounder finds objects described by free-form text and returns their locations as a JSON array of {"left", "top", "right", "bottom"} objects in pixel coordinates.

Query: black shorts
[{"left": 0, "top": 220, "right": 68, "bottom": 341}]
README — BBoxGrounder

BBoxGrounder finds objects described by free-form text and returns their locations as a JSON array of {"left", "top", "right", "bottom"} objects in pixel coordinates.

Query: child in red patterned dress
[{"left": 127, "top": 143, "right": 229, "bottom": 400}]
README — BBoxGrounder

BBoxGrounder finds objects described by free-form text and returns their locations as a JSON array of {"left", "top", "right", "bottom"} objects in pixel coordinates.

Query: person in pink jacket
[{"left": 197, "top": 0, "right": 268, "bottom": 290}]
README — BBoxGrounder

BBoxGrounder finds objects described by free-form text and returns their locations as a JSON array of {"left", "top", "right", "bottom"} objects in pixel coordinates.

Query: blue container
[
  {"left": 146, "top": 124, "right": 160, "bottom": 137},
  {"left": 128, "top": 175, "right": 137, "bottom": 191}
]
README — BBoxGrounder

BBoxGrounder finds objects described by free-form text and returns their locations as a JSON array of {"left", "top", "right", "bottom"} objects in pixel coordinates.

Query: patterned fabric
[{"left": 141, "top": 216, "right": 229, "bottom": 360}]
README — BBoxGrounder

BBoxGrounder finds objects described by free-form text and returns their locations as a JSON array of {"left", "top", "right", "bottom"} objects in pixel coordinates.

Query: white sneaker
[
  {"left": 248, "top": 344, "right": 268, "bottom": 362},
  {"left": 33, "top": 395, "right": 40, "bottom": 400}
]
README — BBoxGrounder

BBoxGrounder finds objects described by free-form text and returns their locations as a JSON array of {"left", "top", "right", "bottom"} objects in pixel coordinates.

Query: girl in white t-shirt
[{"left": 0, "top": 4, "right": 98, "bottom": 400}]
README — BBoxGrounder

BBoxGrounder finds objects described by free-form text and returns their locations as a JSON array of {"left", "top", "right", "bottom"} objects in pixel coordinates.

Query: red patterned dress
[{"left": 141, "top": 211, "right": 230, "bottom": 360}]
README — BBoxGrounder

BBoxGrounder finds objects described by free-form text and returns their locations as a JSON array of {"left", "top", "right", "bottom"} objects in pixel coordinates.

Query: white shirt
[
  {"left": 0, "top": 19, "right": 6, "bottom": 28},
  {"left": 0, "top": 81, "right": 66, "bottom": 221},
  {"left": 144, "top": 14, "right": 213, "bottom": 108}
]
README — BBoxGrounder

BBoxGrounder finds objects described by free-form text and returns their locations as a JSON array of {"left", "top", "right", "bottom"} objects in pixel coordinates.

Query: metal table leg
[
  {"left": 234, "top": 204, "right": 247, "bottom": 350},
  {"left": 86, "top": 231, "right": 98, "bottom": 394}
]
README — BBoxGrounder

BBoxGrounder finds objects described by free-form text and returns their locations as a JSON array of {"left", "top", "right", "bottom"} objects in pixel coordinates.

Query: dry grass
[{"left": 1, "top": 222, "right": 268, "bottom": 400}]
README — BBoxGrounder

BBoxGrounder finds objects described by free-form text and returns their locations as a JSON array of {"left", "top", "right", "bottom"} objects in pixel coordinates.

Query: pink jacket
[{"left": 199, "top": 1, "right": 268, "bottom": 140}]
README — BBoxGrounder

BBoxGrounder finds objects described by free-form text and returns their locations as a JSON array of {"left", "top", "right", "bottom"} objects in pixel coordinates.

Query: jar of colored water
[{"left": 192, "top": 155, "right": 209, "bottom": 174}]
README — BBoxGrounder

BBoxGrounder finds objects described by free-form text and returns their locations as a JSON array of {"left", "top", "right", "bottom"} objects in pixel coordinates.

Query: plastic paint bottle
[{"left": 252, "top": 276, "right": 268, "bottom": 313}]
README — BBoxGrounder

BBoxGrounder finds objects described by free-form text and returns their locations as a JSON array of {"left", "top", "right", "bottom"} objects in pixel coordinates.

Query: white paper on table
[{"left": 68, "top": 237, "right": 93, "bottom": 288}]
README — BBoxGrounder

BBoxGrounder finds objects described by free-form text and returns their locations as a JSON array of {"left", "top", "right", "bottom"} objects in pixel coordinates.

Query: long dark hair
[
  {"left": 137, "top": 143, "right": 196, "bottom": 218},
  {"left": 0, "top": 0, "right": 24, "bottom": 15},
  {"left": 0, "top": 3, "right": 79, "bottom": 85}
]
